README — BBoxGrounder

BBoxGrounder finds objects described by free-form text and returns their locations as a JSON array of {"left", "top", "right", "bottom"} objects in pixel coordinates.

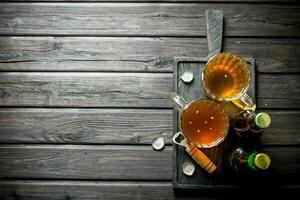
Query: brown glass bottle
[{"left": 233, "top": 110, "right": 271, "bottom": 137}]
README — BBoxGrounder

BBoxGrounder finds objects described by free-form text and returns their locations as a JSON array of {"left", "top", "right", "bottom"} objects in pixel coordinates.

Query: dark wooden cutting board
[{"left": 172, "top": 57, "right": 256, "bottom": 188}]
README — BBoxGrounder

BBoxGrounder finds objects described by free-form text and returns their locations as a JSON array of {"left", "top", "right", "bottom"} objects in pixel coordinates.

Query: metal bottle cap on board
[
  {"left": 181, "top": 71, "right": 194, "bottom": 83},
  {"left": 152, "top": 137, "right": 165, "bottom": 151},
  {"left": 182, "top": 161, "right": 195, "bottom": 176}
]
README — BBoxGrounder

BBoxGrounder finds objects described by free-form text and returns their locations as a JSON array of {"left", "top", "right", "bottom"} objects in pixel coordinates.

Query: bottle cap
[
  {"left": 182, "top": 161, "right": 195, "bottom": 176},
  {"left": 152, "top": 137, "right": 165, "bottom": 151},
  {"left": 255, "top": 112, "right": 271, "bottom": 129},
  {"left": 254, "top": 153, "right": 271, "bottom": 170},
  {"left": 248, "top": 152, "right": 271, "bottom": 170},
  {"left": 181, "top": 71, "right": 194, "bottom": 83}
]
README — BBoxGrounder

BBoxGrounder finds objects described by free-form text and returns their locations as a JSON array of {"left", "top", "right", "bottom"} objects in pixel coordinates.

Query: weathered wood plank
[
  {"left": 0, "top": 181, "right": 217, "bottom": 200},
  {"left": 0, "top": 180, "right": 298, "bottom": 200},
  {"left": 0, "top": 3, "right": 299, "bottom": 37},
  {"left": 0, "top": 145, "right": 171, "bottom": 180},
  {"left": 0, "top": 109, "right": 298, "bottom": 145},
  {"left": 0, "top": 108, "right": 173, "bottom": 144},
  {"left": 0, "top": 73, "right": 298, "bottom": 108},
  {"left": 0, "top": 37, "right": 299, "bottom": 73},
  {"left": 0, "top": 72, "right": 172, "bottom": 108},
  {"left": 258, "top": 74, "right": 300, "bottom": 109},
  {"left": 0, "top": 145, "right": 298, "bottom": 182}
]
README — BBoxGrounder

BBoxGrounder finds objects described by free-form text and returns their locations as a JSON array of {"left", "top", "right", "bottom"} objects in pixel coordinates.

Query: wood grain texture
[
  {"left": 0, "top": 109, "right": 297, "bottom": 145},
  {"left": 0, "top": 181, "right": 298, "bottom": 200},
  {"left": 0, "top": 73, "right": 298, "bottom": 108},
  {"left": 258, "top": 74, "right": 300, "bottom": 109},
  {"left": 0, "top": 37, "right": 299, "bottom": 73},
  {"left": 0, "top": 72, "right": 172, "bottom": 108},
  {"left": 0, "top": 108, "right": 173, "bottom": 144},
  {"left": 0, "top": 145, "right": 172, "bottom": 180},
  {"left": 0, "top": 181, "right": 222, "bottom": 200},
  {"left": 0, "top": 145, "right": 298, "bottom": 182},
  {"left": 0, "top": 3, "right": 299, "bottom": 37}
]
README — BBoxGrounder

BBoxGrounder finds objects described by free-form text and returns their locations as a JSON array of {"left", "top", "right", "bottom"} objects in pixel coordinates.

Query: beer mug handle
[
  {"left": 233, "top": 93, "right": 256, "bottom": 111},
  {"left": 170, "top": 92, "right": 187, "bottom": 112}
]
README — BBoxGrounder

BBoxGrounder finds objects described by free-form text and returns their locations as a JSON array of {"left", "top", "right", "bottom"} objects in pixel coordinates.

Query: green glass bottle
[
  {"left": 229, "top": 147, "right": 271, "bottom": 171},
  {"left": 232, "top": 110, "right": 271, "bottom": 137}
]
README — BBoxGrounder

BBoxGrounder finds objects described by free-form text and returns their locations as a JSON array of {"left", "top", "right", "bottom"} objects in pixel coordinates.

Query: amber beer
[
  {"left": 171, "top": 93, "right": 229, "bottom": 148},
  {"left": 202, "top": 52, "right": 256, "bottom": 111},
  {"left": 181, "top": 99, "right": 229, "bottom": 147}
]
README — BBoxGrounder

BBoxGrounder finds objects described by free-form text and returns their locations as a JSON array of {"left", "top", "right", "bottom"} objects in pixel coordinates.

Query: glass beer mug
[
  {"left": 202, "top": 52, "right": 256, "bottom": 111},
  {"left": 171, "top": 93, "right": 229, "bottom": 173}
]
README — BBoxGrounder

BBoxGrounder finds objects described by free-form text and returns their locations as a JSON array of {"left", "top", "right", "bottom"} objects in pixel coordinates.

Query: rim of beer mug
[
  {"left": 201, "top": 52, "right": 251, "bottom": 102},
  {"left": 179, "top": 99, "right": 230, "bottom": 148}
]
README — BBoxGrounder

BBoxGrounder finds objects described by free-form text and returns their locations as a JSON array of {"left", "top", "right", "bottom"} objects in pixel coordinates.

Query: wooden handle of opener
[{"left": 185, "top": 143, "right": 217, "bottom": 174}]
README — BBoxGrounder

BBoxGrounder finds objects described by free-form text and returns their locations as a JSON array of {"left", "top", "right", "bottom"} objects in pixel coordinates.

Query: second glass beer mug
[
  {"left": 202, "top": 52, "right": 256, "bottom": 111},
  {"left": 171, "top": 93, "right": 229, "bottom": 148},
  {"left": 171, "top": 93, "right": 229, "bottom": 174}
]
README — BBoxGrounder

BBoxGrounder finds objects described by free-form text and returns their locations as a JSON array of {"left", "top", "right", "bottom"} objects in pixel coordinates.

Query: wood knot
[
  {"left": 0, "top": 89, "right": 10, "bottom": 98},
  {"left": 144, "top": 57, "right": 172, "bottom": 71}
]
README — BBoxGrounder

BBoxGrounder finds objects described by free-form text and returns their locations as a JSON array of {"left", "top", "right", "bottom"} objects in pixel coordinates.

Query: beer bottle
[
  {"left": 229, "top": 147, "right": 271, "bottom": 171},
  {"left": 233, "top": 110, "right": 271, "bottom": 137}
]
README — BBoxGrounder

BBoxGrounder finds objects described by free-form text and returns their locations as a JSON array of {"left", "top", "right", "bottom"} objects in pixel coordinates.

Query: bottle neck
[{"left": 247, "top": 152, "right": 258, "bottom": 170}]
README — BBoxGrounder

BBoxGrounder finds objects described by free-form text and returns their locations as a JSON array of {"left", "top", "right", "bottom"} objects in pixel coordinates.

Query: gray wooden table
[{"left": 0, "top": 1, "right": 299, "bottom": 199}]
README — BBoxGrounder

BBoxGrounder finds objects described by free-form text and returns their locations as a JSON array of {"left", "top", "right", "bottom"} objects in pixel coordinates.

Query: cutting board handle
[{"left": 206, "top": 10, "right": 223, "bottom": 59}]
